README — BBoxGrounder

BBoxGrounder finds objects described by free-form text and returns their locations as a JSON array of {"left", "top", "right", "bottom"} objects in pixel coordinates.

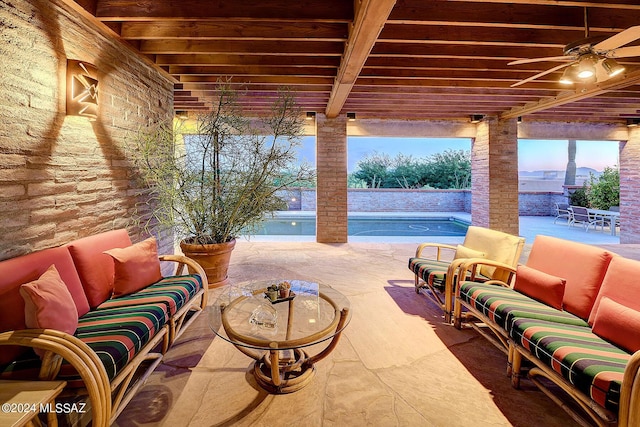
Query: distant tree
[
  {"left": 423, "top": 149, "right": 471, "bottom": 189},
  {"left": 349, "top": 149, "right": 471, "bottom": 189},
  {"left": 351, "top": 152, "right": 391, "bottom": 188},
  {"left": 389, "top": 154, "right": 429, "bottom": 188},
  {"left": 588, "top": 166, "right": 619, "bottom": 210}
]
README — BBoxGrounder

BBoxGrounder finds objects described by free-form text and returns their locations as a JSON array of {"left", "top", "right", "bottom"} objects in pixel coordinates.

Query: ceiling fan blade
[
  {"left": 510, "top": 62, "right": 574, "bottom": 88},
  {"left": 508, "top": 56, "right": 573, "bottom": 66},
  {"left": 609, "top": 46, "right": 640, "bottom": 58},
  {"left": 594, "top": 26, "right": 640, "bottom": 51}
]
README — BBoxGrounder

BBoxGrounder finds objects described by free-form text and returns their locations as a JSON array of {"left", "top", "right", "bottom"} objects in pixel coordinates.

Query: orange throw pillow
[
  {"left": 513, "top": 264, "right": 566, "bottom": 310},
  {"left": 19, "top": 265, "right": 79, "bottom": 334},
  {"left": 592, "top": 296, "right": 640, "bottom": 353},
  {"left": 104, "top": 237, "right": 162, "bottom": 298}
]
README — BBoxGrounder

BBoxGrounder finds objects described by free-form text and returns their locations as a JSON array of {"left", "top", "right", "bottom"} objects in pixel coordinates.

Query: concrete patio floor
[{"left": 114, "top": 216, "right": 638, "bottom": 427}]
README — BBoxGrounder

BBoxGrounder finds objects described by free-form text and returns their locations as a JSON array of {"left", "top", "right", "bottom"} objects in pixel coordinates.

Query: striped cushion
[
  {"left": 510, "top": 317, "right": 629, "bottom": 411},
  {"left": 408, "top": 258, "right": 451, "bottom": 289},
  {"left": 97, "top": 274, "right": 203, "bottom": 316},
  {"left": 459, "top": 282, "right": 589, "bottom": 330},
  {"left": 61, "top": 303, "right": 169, "bottom": 381}
]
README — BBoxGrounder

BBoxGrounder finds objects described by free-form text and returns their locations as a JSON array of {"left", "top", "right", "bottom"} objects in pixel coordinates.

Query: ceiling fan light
[
  {"left": 577, "top": 56, "right": 597, "bottom": 79},
  {"left": 559, "top": 65, "right": 577, "bottom": 84},
  {"left": 601, "top": 58, "right": 625, "bottom": 77}
]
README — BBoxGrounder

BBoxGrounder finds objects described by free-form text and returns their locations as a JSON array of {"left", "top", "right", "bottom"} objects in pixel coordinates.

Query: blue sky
[{"left": 297, "top": 136, "right": 619, "bottom": 173}]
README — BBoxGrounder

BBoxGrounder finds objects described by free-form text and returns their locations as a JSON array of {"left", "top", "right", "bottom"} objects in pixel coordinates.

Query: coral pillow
[
  {"left": 67, "top": 229, "right": 132, "bottom": 308},
  {"left": 513, "top": 264, "right": 566, "bottom": 310},
  {"left": 19, "top": 265, "right": 79, "bottom": 334},
  {"left": 454, "top": 245, "right": 485, "bottom": 260},
  {"left": 592, "top": 296, "right": 640, "bottom": 353},
  {"left": 105, "top": 237, "right": 163, "bottom": 298}
]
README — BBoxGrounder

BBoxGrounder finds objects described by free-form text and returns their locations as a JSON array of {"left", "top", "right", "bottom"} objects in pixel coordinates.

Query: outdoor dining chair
[
  {"left": 553, "top": 202, "right": 571, "bottom": 225},
  {"left": 569, "top": 206, "right": 605, "bottom": 232}
]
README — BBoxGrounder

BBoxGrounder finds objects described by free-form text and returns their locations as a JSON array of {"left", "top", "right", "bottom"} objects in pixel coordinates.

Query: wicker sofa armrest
[
  {"left": 619, "top": 349, "right": 640, "bottom": 427},
  {"left": 415, "top": 242, "right": 457, "bottom": 259},
  {"left": 0, "top": 329, "right": 111, "bottom": 427},
  {"left": 159, "top": 254, "right": 209, "bottom": 303},
  {"left": 457, "top": 259, "right": 518, "bottom": 289}
]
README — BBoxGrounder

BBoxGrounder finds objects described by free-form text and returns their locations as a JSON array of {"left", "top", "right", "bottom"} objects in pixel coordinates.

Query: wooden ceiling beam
[
  {"left": 502, "top": 69, "right": 640, "bottom": 118},
  {"left": 432, "top": 0, "right": 640, "bottom": 11},
  {"left": 325, "top": 0, "right": 397, "bottom": 118},
  {"left": 380, "top": 25, "right": 587, "bottom": 47},
  {"left": 156, "top": 54, "right": 340, "bottom": 67},
  {"left": 121, "top": 21, "right": 348, "bottom": 41},
  {"left": 389, "top": 1, "right": 640, "bottom": 28},
  {"left": 171, "top": 66, "right": 336, "bottom": 77},
  {"left": 94, "top": 0, "right": 353, "bottom": 21},
  {"left": 139, "top": 40, "right": 344, "bottom": 55}
]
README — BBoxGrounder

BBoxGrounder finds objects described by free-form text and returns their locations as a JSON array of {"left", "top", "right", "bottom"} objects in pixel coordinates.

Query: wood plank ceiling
[{"left": 67, "top": 0, "right": 640, "bottom": 123}]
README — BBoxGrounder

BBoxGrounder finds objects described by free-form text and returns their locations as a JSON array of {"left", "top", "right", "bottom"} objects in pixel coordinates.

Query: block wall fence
[
  {"left": 0, "top": 0, "right": 174, "bottom": 261},
  {"left": 280, "top": 188, "right": 567, "bottom": 216}
]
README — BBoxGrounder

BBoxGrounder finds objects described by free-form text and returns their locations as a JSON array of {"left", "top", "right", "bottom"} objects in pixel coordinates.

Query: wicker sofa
[
  {"left": 408, "top": 225, "right": 525, "bottom": 322},
  {"left": 453, "top": 235, "right": 640, "bottom": 426},
  {"left": 0, "top": 229, "right": 208, "bottom": 426}
]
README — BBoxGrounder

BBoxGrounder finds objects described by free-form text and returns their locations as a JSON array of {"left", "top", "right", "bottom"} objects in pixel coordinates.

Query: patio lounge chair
[
  {"left": 569, "top": 206, "right": 605, "bottom": 232},
  {"left": 553, "top": 202, "right": 571, "bottom": 225},
  {"left": 408, "top": 226, "right": 525, "bottom": 323}
]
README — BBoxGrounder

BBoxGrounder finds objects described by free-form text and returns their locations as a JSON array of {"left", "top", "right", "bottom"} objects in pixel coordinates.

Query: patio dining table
[{"left": 587, "top": 209, "right": 620, "bottom": 236}]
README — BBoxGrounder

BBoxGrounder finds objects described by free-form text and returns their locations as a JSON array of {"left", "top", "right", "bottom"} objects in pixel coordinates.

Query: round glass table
[{"left": 208, "top": 279, "right": 351, "bottom": 393}]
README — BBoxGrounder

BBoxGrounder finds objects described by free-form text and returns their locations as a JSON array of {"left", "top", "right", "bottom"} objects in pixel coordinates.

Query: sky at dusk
[{"left": 296, "top": 136, "right": 619, "bottom": 173}]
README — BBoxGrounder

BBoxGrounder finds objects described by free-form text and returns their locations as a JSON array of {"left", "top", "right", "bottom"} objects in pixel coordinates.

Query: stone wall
[
  {"left": 280, "top": 188, "right": 565, "bottom": 216},
  {"left": 471, "top": 118, "right": 520, "bottom": 235},
  {"left": 0, "top": 0, "right": 174, "bottom": 260},
  {"left": 519, "top": 192, "right": 568, "bottom": 216},
  {"left": 620, "top": 128, "right": 640, "bottom": 243},
  {"left": 315, "top": 114, "right": 348, "bottom": 242}
]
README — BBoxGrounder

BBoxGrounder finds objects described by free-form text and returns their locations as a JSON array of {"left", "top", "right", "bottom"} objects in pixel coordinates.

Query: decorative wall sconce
[
  {"left": 470, "top": 114, "right": 484, "bottom": 123},
  {"left": 347, "top": 112, "right": 356, "bottom": 121},
  {"left": 175, "top": 110, "right": 189, "bottom": 120},
  {"left": 627, "top": 118, "right": 640, "bottom": 128},
  {"left": 66, "top": 59, "right": 99, "bottom": 121},
  {"left": 306, "top": 111, "right": 316, "bottom": 120}
]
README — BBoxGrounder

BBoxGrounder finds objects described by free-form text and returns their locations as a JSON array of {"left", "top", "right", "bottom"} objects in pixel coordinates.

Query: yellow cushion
[
  {"left": 462, "top": 226, "right": 525, "bottom": 281},
  {"left": 453, "top": 245, "right": 485, "bottom": 260}
]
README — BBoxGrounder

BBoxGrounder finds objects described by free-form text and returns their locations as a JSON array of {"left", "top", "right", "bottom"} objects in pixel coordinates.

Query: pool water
[{"left": 250, "top": 216, "right": 469, "bottom": 237}]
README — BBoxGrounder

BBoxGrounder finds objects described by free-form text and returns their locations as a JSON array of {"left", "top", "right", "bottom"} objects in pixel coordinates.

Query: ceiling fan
[{"left": 509, "top": 9, "right": 640, "bottom": 87}]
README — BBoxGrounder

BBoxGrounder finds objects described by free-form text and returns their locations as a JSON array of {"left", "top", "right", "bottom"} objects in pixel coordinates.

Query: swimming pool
[{"left": 249, "top": 215, "right": 470, "bottom": 237}]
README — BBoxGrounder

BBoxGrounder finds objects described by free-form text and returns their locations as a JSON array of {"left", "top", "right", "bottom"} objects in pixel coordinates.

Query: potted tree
[{"left": 128, "top": 84, "right": 314, "bottom": 287}]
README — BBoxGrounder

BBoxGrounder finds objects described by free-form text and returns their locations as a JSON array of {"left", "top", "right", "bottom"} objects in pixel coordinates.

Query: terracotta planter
[{"left": 180, "top": 238, "right": 236, "bottom": 288}]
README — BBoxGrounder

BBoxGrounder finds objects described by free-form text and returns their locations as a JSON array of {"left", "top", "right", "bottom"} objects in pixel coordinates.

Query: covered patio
[{"left": 3, "top": 1, "right": 640, "bottom": 426}]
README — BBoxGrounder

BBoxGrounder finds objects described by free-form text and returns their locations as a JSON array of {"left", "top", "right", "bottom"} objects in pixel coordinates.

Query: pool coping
[{"left": 241, "top": 211, "right": 620, "bottom": 245}]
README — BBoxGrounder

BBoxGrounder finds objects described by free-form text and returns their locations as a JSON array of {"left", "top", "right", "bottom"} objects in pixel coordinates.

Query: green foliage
[
  {"left": 348, "top": 149, "right": 471, "bottom": 189},
  {"left": 350, "top": 152, "right": 391, "bottom": 188},
  {"left": 569, "top": 184, "right": 590, "bottom": 207},
  {"left": 587, "top": 167, "right": 619, "bottom": 210},
  {"left": 423, "top": 149, "right": 471, "bottom": 189},
  {"left": 128, "top": 84, "right": 315, "bottom": 244}
]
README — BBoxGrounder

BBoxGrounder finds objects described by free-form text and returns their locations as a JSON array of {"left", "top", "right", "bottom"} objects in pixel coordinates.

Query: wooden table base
[{"left": 252, "top": 348, "right": 316, "bottom": 394}]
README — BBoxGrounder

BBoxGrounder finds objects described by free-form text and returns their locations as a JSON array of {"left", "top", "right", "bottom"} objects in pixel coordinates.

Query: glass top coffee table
[{"left": 208, "top": 279, "right": 351, "bottom": 393}]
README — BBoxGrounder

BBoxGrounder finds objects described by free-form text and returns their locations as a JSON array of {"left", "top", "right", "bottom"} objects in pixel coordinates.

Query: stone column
[
  {"left": 471, "top": 117, "right": 519, "bottom": 235},
  {"left": 315, "top": 113, "right": 348, "bottom": 242},
  {"left": 620, "top": 128, "right": 640, "bottom": 243}
]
